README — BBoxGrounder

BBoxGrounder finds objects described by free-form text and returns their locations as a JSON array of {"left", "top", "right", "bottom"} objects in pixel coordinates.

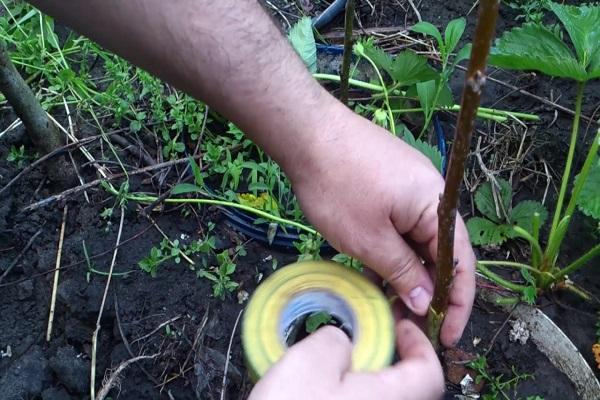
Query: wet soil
[{"left": 1, "top": 1, "right": 600, "bottom": 399}]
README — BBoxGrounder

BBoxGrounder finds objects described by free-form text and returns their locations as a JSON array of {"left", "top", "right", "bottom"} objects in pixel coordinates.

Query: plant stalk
[
  {"left": 549, "top": 82, "right": 585, "bottom": 238},
  {"left": 477, "top": 263, "right": 528, "bottom": 292},
  {"left": 427, "top": 0, "right": 500, "bottom": 350},
  {"left": 557, "top": 242, "right": 600, "bottom": 280},
  {"left": 339, "top": 0, "right": 355, "bottom": 105}
]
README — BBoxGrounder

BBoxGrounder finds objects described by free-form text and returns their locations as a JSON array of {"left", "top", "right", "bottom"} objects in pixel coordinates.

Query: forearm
[{"left": 30, "top": 0, "right": 347, "bottom": 178}]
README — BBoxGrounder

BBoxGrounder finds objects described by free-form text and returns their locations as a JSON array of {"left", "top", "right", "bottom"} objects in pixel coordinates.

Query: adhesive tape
[{"left": 242, "top": 260, "right": 395, "bottom": 381}]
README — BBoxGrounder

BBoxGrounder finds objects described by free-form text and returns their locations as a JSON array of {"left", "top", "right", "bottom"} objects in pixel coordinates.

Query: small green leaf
[
  {"left": 489, "top": 23, "right": 587, "bottom": 81},
  {"left": 305, "top": 311, "right": 333, "bottom": 333},
  {"left": 411, "top": 21, "right": 443, "bottom": 49},
  {"left": 400, "top": 126, "right": 443, "bottom": 172},
  {"left": 522, "top": 286, "right": 537, "bottom": 305},
  {"left": 444, "top": 17, "right": 466, "bottom": 56},
  {"left": 172, "top": 183, "right": 203, "bottom": 195},
  {"left": 416, "top": 79, "right": 436, "bottom": 117},
  {"left": 466, "top": 217, "right": 511, "bottom": 246},
  {"left": 577, "top": 156, "right": 600, "bottom": 221},
  {"left": 360, "top": 39, "right": 394, "bottom": 78},
  {"left": 288, "top": 17, "right": 317, "bottom": 73},
  {"left": 509, "top": 200, "right": 548, "bottom": 235},
  {"left": 188, "top": 155, "right": 204, "bottom": 186},
  {"left": 454, "top": 44, "right": 472, "bottom": 65},
  {"left": 474, "top": 179, "right": 512, "bottom": 223},
  {"left": 389, "top": 51, "right": 438, "bottom": 86}
]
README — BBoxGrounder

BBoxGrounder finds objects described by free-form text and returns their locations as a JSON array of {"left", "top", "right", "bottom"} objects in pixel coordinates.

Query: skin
[{"left": 30, "top": 0, "right": 476, "bottom": 397}]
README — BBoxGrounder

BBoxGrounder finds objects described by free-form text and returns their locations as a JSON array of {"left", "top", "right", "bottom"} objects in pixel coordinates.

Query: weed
[
  {"left": 138, "top": 234, "right": 216, "bottom": 277},
  {"left": 294, "top": 233, "right": 324, "bottom": 262},
  {"left": 467, "top": 178, "right": 547, "bottom": 247},
  {"left": 6, "top": 144, "right": 29, "bottom": 167},
  {"left": 468, "top": 355, "right": 542, "bottom": 400},
  {"left": 197, "top": 249, "right": 240, "bottom": 300},
  {"left": 505, "top": 0, "right": 548, "bottom": 23}
]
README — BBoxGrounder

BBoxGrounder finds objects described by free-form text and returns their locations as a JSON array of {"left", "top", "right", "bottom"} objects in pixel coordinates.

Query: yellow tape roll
[{"left": 242, "top": 261, "right": 394, "bottom": 381}]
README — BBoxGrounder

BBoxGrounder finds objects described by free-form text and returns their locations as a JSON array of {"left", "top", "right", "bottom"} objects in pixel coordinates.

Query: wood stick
[
  {"left": 339, "top": 0, "right": 355, "bottom": 105},
  {"left": 46, "top": 205, "right": 68, "bottom": 342},
  {"left": 427, "top": 0, "right": 500, "bottom": 350}
]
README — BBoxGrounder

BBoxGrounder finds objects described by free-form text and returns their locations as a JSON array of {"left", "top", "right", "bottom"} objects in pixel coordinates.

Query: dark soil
[{"left": 1, "top": 1, "right": 599, "bottom": 399}]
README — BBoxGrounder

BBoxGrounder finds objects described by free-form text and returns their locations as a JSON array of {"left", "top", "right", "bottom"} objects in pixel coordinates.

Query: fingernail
[{"left": 409, "top": 286, "right": 432, "bottom": 312}]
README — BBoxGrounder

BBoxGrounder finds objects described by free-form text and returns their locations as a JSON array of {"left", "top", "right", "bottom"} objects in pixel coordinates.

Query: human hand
[
  {"left": 248, "top": 320, "right": 444, "bottom": 400},
  {"left": 285, "top": 104, "right": 476, "bottom": 347}
]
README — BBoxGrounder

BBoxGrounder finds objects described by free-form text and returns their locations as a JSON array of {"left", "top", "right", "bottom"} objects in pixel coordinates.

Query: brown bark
[
  {"left": 339, "top": 0, "right": 355, "bottom": 105},
  {"left": 427, "top": 0, "right": 500, "bottom": 349},
  {"left": 0, "top": 39, "right": 67, "bottom": 180}
]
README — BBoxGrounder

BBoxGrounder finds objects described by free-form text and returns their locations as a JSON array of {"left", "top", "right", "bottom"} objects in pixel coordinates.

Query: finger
[
  {"left": 362, "top": 224, "right": 434, "bottom": 316},
  {"left": 340, "top": 321, "right": 444, "bottom": 400},
  {"left": 284, "top": 326, "right": 352, "bottom": 378}
]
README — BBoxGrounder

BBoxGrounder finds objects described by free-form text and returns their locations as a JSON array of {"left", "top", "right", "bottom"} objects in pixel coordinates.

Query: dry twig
[
  {"left": 95, "top": 354, "right": 159, "bottom": 400},
  {"left": 46, "top": 205, "right": 68, "bottom": 342}
]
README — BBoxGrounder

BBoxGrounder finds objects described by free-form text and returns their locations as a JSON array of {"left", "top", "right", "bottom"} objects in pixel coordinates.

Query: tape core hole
[{"left": 279, "top": 290, "right": 356, "bottom": 347}]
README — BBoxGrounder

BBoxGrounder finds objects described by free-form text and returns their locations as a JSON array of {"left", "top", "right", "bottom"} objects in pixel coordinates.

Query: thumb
[
  {"left": 283, "top": 326, "right": 352, "bottom": 377},
  {"left": 362, "top": 226, "right": 434, "bottom": 315}
]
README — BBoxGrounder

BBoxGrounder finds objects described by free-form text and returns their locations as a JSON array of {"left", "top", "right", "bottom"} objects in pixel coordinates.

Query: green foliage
[
  {"left": 295, "top": 233, "right": 324, "bottom": 262},
  {"left": 6, "top": 144, "right": 29, "bottom": 167},
  {"left": 287, "top": 17, "right": 317, "bottom": 73},
  {"left": 505, "top": 0, "right": 548, "bottom": 23},
  {"left": 360, "top": 40, "right": 438, "bottom": 86},
  {"left": 305, "top": 311, "right": 333, "bottom": 333},
  {"left": 468, "top": 355, "right": 541, "bottom": 400},
  {"left": 577, "top": 156, "right": 600, "bottom": 221},
  {"left": 467, "top": 179, "right": 547, "bottom": 246},
  {"left": 138, "top": 234, "right": 216, "bottom": 277},
  {"left": 331, "top": 253, "right": 363, "bottom": 272},
  {"left": 399, "top": 125, "right": 443, "bottom": 173},
  {"left": 197, "top": 249, "right": 241, "bottom": 300},
  {"left": 490, "top": 2, "right": 600, "bottom": 81}
]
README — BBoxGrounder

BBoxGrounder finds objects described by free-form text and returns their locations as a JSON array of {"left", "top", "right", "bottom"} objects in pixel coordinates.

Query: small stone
[
  {"left": 508, "top": 319, "right": 530, "bottom": 345},
  {"left": 237, "top": 290, "right": 249, "bottom": 304},
  {"left": 17, "top": 280, "right": 34, "bottom": 300},
  {"left": 0, "top": 346, "right": 51, "bottom": 400},
  {"left": 42, "top": 387, "right": 73, "bottom": 400},
  {"left": 49, "top": 345, "right": 90, "bottom": 395}
]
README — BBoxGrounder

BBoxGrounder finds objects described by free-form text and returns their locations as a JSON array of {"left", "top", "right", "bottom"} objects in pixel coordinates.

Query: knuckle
[{"left": 387, "top": 254, "right": 420, "bottom": 286}]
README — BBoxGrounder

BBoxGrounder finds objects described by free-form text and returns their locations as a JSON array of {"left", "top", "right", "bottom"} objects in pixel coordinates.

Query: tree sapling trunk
[
  {"left": 0, "top": 39, "right": 66, "bottom": 180},
  {"left": 427, "top": 0, "right": 500, "bottom": 350},
  {"left": 339, "top": 0, "right": 355, "bottom": 105}
]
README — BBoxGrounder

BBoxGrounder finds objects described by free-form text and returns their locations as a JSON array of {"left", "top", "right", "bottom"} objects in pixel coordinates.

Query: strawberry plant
[
  {"left": 477, "top": 2, "right": 600, "bottom": 299},
  {"left": 467, "top": 178, "right": 547, "bottom": 246}
]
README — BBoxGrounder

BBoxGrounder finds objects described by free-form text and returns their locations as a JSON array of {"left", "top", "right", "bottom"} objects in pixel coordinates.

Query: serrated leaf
[
  {"left": 474, "top": 179, "right": 512, "bottom": 223},
  {"left": 388, "top": 51, "right": 438, "bottom": 86},
  {"left": 444, "top": 17, "right": 466, "bottom": 56},
  {"left": 288, "top": 17, "right": 317, "bottom": 73},
  {"left": 411, "top": 21, "right": 443, "bottom": 49},
  {"left": 489, "top": 23, "right": 587, "bottom": 81},
  {"left": 509, "top": 200, "right": 548, "bottom": 235},
  {"left": 577, "top": 156, "right": 600, "bottom": 221},
  {"left": 360, "top": 39, "right": 394, "bottom": 78},
  {"left": 172, "top": 183, "right": 203, "bottom": 195},
  {"left": 548, "top": 3, "right": 600, "bottom": 71},
  {"left": 416, "top": 79, "right": 436, "bottom": 117},
  {"left": 401, "top": 126, "right": 443, "bottom": 172},
  {"left": 466, "top": 217, "right": 511, "bottom": 246}
]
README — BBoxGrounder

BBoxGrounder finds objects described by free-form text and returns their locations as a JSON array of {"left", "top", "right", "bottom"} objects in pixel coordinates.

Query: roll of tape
[{"left": 242, "top": 261, "right": 394, "bottom": 381}]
